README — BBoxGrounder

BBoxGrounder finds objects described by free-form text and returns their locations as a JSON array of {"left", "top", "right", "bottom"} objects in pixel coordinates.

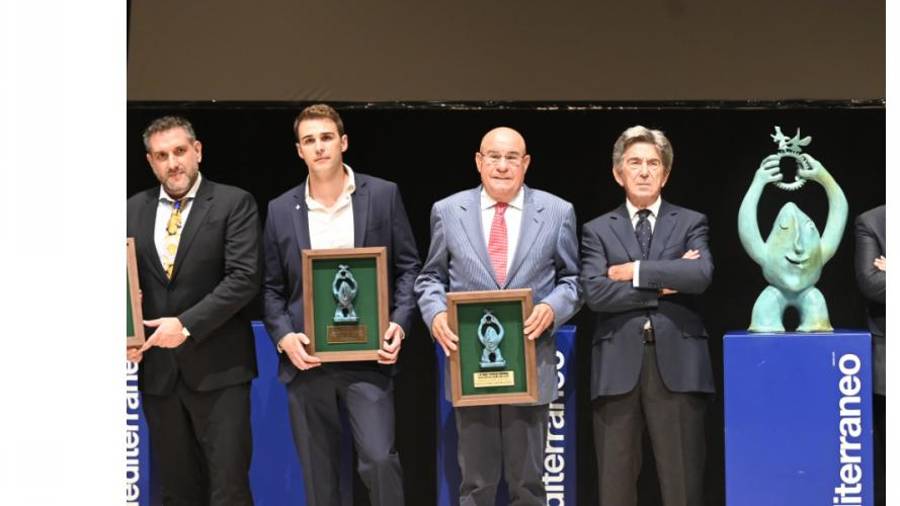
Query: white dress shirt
[
  {"left": 625, "top": 196, "right": 661, "bottom": 288},
  {"left": 154, "top": 172, "right": 203, "bottom": 270},
  {"left": 306, "top": 165, "right": 356, "bottom": 249},
  {"left": 480, "top": 187, "right": 524, "bottom": 279}
]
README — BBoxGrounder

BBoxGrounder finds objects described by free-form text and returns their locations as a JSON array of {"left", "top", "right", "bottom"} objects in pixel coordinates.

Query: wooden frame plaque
[
  {"left": 126, "top": 237, "right": 145, "bottom": 348},
  {"left": 447, "top": 288, "right": 537, "bottom": 407},
  {"left": 301, "top": 247, "right": 389, "bottom": 362}
]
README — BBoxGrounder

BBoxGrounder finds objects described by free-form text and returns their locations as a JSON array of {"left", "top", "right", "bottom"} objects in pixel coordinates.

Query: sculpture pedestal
[{"left": 724, "top": 330, "right": 874, "bottom": 506}]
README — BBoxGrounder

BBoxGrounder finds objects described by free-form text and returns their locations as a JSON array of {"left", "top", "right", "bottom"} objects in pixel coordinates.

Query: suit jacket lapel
[
  {"left": 505, "top": 187, "right": 543, "bottom": 287},
  {"left": 609, "top": 204, "right": 643, "bottom": 261},
  {"left": 352, "top": 178, "right": 369, "bottom": 247},
  {"left": 138, "top": 190, "right": 168, "bottom": 286},
  {"left": 291, "top": 183, "right": 312, "bottom": 253},
  {"left": 171, "top": 179, "right": 212, "bottom": 280},
  {"left": 648, "top": 200, "right": 676, "bottom": 259},
  {"left": 459, "top": 188, "right": 496, "bottom": 286}
]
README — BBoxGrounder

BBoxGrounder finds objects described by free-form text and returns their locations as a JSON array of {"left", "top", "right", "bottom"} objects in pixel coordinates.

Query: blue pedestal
[
  {"left": 246, "top": 322, "right": 355, "bottom": 506},
  {"left": 436, "top": 325, "right": 578, "bottom": 506},
  {"left": 724, "top": 330, "right": 874, "bottom": 506},
  {"left": 134, "top": 322, "right": 354, "bottom": 506}
]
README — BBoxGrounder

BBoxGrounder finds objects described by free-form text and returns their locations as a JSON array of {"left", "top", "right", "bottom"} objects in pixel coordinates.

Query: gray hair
[
  {"left": 142, "top": 116, "right": 197, "bottom": 151},
  {"left": 611, "top": 125, "right": 673, "bottom": 172}
]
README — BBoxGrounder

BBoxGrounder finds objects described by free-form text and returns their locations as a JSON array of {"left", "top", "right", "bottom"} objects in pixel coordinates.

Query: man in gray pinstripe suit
[{"left": 415, "top": 127, "right": 582, "bottom": 506}]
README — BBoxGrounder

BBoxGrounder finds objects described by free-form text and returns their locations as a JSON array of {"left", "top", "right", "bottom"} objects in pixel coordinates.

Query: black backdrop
[{"left": 127, "top": 101, "right": 885, "bottom": 506}]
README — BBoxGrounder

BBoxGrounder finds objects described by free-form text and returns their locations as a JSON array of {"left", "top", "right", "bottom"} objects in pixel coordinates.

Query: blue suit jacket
[
  {"left": 581, "top": 200, "right": 715, "bottom": 398},
  {"left": 261, "top": 172, "right": 422, "bottom": 384},
  {"left": 415, "top": 186, "right": 582, "bottom": 404}
]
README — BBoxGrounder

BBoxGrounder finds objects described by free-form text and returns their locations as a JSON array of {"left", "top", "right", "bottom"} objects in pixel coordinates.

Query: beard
[{"left": 162, "top": 169, "right": 198, "bottom": 199}]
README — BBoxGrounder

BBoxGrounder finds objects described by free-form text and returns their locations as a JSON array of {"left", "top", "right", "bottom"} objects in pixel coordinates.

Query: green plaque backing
[
  {"left": 457, "top": 301, "right": 528, "bottom": 396},
  {"left": 311, "top": 257, "right": 380, "bottom": 352},
  {"left": 126, "top": 272, "right": 134, "bottom": 336}
]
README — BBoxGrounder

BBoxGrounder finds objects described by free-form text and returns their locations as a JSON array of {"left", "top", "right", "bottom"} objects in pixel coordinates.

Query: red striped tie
[{"left": 488, "top": 202, "right": 508, "bottom": 285}]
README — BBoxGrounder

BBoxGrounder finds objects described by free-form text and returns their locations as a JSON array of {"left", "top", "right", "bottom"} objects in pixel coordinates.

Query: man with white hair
[{"left": 581, "top": 125, "right": 714, "bottom": 506}]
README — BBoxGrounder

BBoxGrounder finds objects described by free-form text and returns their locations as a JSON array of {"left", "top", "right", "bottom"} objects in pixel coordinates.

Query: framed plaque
[
  {"left": 126, "top": 237, "right": 145, "bottom": 348},
  {"left": 447, "top": 288, "right": 537, "bottom": 407},
  {"left": 302, "top": 247, "right": 389, "bottom": 362}
]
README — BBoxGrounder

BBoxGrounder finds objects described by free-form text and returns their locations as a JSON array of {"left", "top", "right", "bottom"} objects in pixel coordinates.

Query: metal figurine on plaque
[
  {"left": 332, "top": 264, "right": 359, "bottom": 322},
  {"left": 478, "top": 310, "right": 507, "bottom": 369},
  {"left": 327, "top": 264, "right": 367, "bottom": 343},
  {"left": 738, "top": 127, "right": 848, "bottom": 332}
]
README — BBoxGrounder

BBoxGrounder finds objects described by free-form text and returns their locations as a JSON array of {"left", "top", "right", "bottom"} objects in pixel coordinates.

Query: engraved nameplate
[
  {"left": 473, "top": 370, "right": 515, "bottom": 388},
  {"left": 327, "top": 325, "right": 368, "bottom": 344}
]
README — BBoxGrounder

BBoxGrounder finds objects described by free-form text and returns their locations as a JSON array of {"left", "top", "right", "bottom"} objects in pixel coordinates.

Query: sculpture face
[{"left": 761, "top": 203, "right": 824, "bottom": 293}]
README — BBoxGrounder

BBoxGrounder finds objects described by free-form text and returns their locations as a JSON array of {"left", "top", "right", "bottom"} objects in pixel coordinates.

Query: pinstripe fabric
[{"left": 416, "top": 185, "right": 583, "bottom": 404}]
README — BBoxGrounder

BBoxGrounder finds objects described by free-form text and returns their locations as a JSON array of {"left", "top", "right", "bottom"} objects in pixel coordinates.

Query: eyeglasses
[
  {"left": 624, "top": 157, "right": 664, "bottom": 173},
  {"left": 479, "top": 151, "right": 526, "bottom": 167}
]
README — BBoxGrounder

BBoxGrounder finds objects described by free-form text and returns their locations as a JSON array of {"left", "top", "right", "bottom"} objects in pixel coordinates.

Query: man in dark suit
[
  {"left": 262, "top": 104, "right": 421, "bottom": 506},
  {"left": 580, "top": 125, "right": 714, "bottom": 506},
  {"left": 854, "top": 204, "right": 885, "bottom": 506},
  {"left": 415, "top": 127, "right": 582, "bottom": 505},
  {"left": 126, "top": 116, "right": 261, "bottom": 505}
]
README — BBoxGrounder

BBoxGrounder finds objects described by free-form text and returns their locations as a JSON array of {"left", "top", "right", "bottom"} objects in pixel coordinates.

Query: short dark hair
[
  {"left": 142, "top": 116, "right": 197, "bottom": 151},
  {"left": 293, "top": 104, "right": 345, "bottom": 140}
]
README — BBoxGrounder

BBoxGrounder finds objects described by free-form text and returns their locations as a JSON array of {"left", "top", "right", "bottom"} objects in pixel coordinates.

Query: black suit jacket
[
  {"left": 854, "top": 205, "right": 885, "bottom": 394},
  {"left": 262, "top": 172, "right": 422, "bottom": 383},
  {"left": 127, "top": 178, "right": 261, "bottom": 395},
  {"left": 855, "top": 205, "right": 885, "bottom": 336},
  {"left": 580, "top": 200, "right": 715, "bottom": 398}
]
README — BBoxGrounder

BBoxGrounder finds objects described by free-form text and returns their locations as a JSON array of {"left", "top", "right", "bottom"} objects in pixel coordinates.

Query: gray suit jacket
[
  {"left": 415, "top": 186, "right": 582, "bottom": 404},
  {"left": 581, "top": 200, "right": 715, "bottom": 398},
  {"left": 854, "top": 205, "right": 885, "bottom": 395}
]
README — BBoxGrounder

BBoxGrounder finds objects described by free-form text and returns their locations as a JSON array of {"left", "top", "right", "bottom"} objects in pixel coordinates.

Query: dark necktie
[{"left": 635, "top": 209, "right": 652, "bottom": 260}]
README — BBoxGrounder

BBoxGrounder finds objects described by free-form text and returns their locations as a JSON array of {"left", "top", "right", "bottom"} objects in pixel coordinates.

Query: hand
[
  {"left": 431, "top": 312, "right": 459, "bottom": 357},
  {"left": 377, "top": 322, "right": 405, "bottom": 365},
  {"left": 126, "top": 347, "right": 143, "bottom": 364},
  {"left": 607, "top": 262, "right": 635, "bottom": 281},
  {"left": 140, "top": 317, "right": 188, "bottom": 352},
  {"left": 659, "top": 288, "right": 678, "bottom": 296},
  {"left": 279, "top": 332, "right": 321, "bottom": 371},
  {"left": 798, "top": 153, "right": 828, "bottom": 183},
  {"left": 755, "top": 154, "right": 783, "bottom": 185},
  {"left": 523, "top": 303, "right": 555, "bottom": 341},
  {"left": 874, "top": 255, "right": 886, "bottom": 272}
]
